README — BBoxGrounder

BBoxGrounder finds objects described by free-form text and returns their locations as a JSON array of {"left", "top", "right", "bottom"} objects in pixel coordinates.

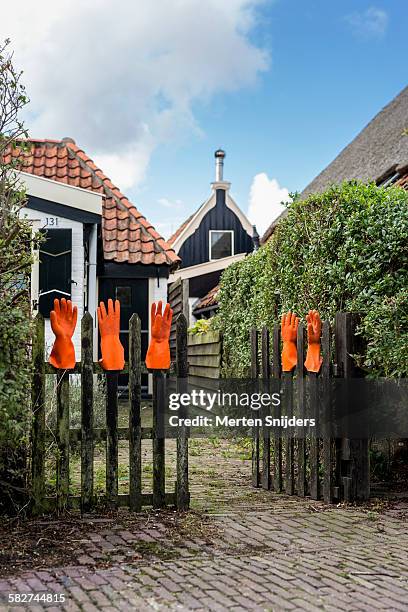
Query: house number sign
[{"left": 44, "top": 217, "right": 59, "bottom": 226}]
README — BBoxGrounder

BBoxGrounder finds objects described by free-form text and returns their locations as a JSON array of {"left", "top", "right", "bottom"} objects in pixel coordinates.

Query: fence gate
[
  {"left": 250, "top": 312, "right": 370, "bottom": 504},
  {"left": 31, "top": 313, "right": 189, "bottom": 515}
]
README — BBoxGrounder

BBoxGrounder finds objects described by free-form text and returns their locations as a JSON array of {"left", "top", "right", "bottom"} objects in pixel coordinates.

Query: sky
[{"left": 3, "top": 0, "right": 407, "bottom": 237}]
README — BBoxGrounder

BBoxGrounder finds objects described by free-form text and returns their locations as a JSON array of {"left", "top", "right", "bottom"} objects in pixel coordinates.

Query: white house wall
[
  {"left": 147, "top": 276, "right": 168, "bottom": 394},
  {"left": 21, "top": 207, "right": 85, "bottom": 360},
  {"left": 148, "top": 276, "right": 168, "bottom": 309}
]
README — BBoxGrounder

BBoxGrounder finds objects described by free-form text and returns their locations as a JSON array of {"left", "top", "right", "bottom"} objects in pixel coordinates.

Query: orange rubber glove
[
  {"left": 97, "top": 299, "right": 125, "bottom": 371},
  {"left": 281, "top": 311, "right": 299, "bottom": 372},
  {"left": 145, "top": 301, "right": 173, "bottom": 370},
  {"left": 304, "top": 309, "right": 323, "bottom": 373},
  {"left": 49, "top": 298, "right": 78, "bottom": 369}
]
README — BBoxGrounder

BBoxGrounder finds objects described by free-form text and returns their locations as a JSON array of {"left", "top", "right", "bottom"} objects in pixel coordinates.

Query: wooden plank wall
[
  {"left": 187, "top": 331, "right": 222, "bottom": 379},
  {"left": 168, "top": 278, "right": 189, "bottom": 361}
]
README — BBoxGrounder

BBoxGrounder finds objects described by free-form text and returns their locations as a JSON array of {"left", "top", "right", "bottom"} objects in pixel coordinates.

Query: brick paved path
[
  {"left": 1, "top": 437, "right": 408, "bottom": 611},
  {"left": 1, "top": 497, "right": 408, "bottom": 611}
]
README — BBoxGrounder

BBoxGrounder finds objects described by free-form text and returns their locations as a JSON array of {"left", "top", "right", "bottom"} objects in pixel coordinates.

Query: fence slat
[
  {"left": 296, "top": 323, "right": 306, "bottom": 497},
  {"left": 56, "top": 370, "right": 70, "bottom": 512},
  {"left": 335, "top": 313, "right": 369, "bottom": 502},
  {"left": 308, "top": 372, "right": 320, "bottom": 500},
  {"left": 272, "top": 324, "right": 283, "bottom": 492},
  {"left": 106, "top": 372, "right": 119, "bottom": 506},
  {"left": 250, "top": 328, "right": 260, "bottom": 487},
  {"left": 81, "top": 313, "right": 94, "bottom": 512},
  {"left": 283, "top": 371, "right": 295, "bottom": 495},
  {"left": 321, "top": 321, "right": 333, "bottom": 503},
  {"left": 129, "top": 314, "right": 142, "bottom": 512},
  {"left": 176, "top": 313, "right": 189, "bottom": 510},
  {"left": 188, "top": 365, "right": 220, "bottom": 379},
  {"left": 31, "top": 314, "right": 45, "bottom": 514},
  {"left": 261, "top": 327, "right": 271, "bottom": 490},
  {"left": 153, "top": 371, "right": 166, "bottom": 508}
]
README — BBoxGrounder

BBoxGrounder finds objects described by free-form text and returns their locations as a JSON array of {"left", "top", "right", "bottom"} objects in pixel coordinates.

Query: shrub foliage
[
  {"left": 0, "top": 40, "right": 38, "bottom": 513},
  {"left": 217, "top": 182, "right": 408, "bottom": 378}
]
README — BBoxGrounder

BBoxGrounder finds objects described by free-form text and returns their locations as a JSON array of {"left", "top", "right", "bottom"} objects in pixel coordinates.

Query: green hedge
[
  {"left": 0, "top": 40, "right": 37, "bottom": 513},
  {"left": 0, "top": 217, "right": 35, "bottom": 513},
  {"left": 216, "top": 182, "right": 408, "bottom": 378}
]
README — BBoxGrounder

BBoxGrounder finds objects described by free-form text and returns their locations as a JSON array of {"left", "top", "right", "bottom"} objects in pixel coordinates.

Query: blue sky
[
  {"left": 139, "top": 0, "right": 407, "bottom": 236},
  {"left": 5, "top": 0, "right": 408, "bottom": 237}
]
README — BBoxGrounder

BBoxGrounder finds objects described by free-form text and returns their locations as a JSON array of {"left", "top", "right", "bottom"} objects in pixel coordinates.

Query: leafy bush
[
  {"left": 188, "top": 318, "right": 214, "bottom": 335},
  {"left": 0, "top": 40, "right": 37, "bottom": 513},
  {"left": 216, "top": 181, "right": 408, "bottom": 378}
]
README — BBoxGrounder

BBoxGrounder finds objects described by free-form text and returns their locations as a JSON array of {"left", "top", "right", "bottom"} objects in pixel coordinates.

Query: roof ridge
[
  {"left": 65, "top": 142, "right": 175, "bottom": 257},
  {"left": 8, "top": 138, "right": 180, "bottom": 267}
]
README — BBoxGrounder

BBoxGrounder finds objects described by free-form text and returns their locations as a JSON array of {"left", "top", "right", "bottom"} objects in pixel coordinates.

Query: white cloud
[
  {"left": 155, "top": 216, "right": 187, "bottom": 241},
  {"left": 4, "top": 0, "right": 269, "bottom": 190},
  {"left": 345, "top": 7, "right": 388, "bottom": 39},
  {"left": 158, "top": 197, "right": 183, "bottom": 209},
  {"left": 94, "top": 140, "right": 154, "bottom": 191},
  {"left": 247, "top": 173, "right": 290, "bottom": 236}
]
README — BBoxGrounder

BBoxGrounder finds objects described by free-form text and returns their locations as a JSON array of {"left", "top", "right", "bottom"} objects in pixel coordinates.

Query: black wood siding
[{"left": 178, "top": 189, "right": 253, "bottom": 268}]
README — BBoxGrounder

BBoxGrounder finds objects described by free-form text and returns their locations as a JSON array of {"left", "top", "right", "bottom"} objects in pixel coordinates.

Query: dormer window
[{"left": 209, "top": 230, "right": 234, "bottom": 260}]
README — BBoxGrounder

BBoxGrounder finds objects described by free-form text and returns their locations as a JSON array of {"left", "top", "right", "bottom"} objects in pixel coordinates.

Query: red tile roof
[
  {"left": 193, "top": 284, "right": 219, "bottom": 313},
  {"left": 5, "top": 138, "right": 180, "bottom": 269},
  {"left": 396, "top": 168, "right": 408, "bottom": 190}
]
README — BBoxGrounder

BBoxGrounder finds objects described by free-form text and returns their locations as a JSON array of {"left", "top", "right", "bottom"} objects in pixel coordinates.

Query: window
[
  {"left": 115, "top": 286, "right": 132, "bottom": 307},
  {"left": 38, "top": 229, "right": 72, "bottom": 316},
  {"left": 209, "top": 230, "right": 233, "bottom": 260}
]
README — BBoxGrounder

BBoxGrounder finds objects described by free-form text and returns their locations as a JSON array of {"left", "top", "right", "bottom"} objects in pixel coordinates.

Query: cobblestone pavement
[
  {"left": 1, "top": 496, "right": 408, "bottom": 611},
  {"left": 1, "top": 435, "right": 408, "bottom": 611}
]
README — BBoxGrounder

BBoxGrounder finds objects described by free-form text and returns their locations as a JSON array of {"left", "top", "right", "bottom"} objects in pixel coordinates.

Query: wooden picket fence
[
  {"left": 251, "top": 312, "right": 370, "bottom": 504},
  {"left": 30, "top": 313, "right": 189, "bottom": 515}
]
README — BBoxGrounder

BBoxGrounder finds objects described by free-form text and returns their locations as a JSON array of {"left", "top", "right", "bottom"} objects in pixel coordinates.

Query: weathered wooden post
[
  {"left": 308, "top": 370, "right": 320, "bottom": 500},
  {"left": 251, "top": 328, "right": 260, "bottom": 487},
  {"left": 296, "top": 322, "right": 307, "bottom": 497},
  {"left": 81, "top": 312, "right": 94, "bottom": 512},
  {"left": 31, "top": 313, "right": 45, "bottom": 514},
  {"left": 282, "top": 368, "right": 295, "bottom": 495},
  {"left": 105, "top": 371, "right": 119, "bottom": 507},
  {"left": 272, "top": 324, "right": 283, "bottom": 492},
  {"left": 56, "top": 370, "right": 70, "bottom": 512},
  {"left": 176, "top": 313, "right": 189, "bottom": 510},
  {"left": 152, "top": 370, "right": 166, "bottom": 508},
  {"left": 129, "top": 314, "right": 142, "bottom": 512},
  {"left": 261, "top": 326, "right": 271, "bottom": 490},
  {"left": 335, "top": 313, "right": 369, "bottom": 502},
  {"left": 321, "top": 320, "right": 334, "bottom": 503}
]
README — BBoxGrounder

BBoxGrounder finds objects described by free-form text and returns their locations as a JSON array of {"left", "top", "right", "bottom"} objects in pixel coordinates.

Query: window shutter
[{"left": 39, "top": 229, "right": 72, "bottom": 317}]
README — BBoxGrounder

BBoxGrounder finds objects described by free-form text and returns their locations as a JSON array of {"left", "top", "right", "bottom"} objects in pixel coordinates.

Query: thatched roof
[
  {"left": 261, "top": 85, "right": 408, "bottom": 244},
  {"left": 301, "top": 85, "right": 408, "bottom": 198}
]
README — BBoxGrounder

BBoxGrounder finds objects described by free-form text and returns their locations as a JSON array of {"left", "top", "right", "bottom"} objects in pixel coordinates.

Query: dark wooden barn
[{"left": 168, "top": 150, "right": 258, "bottom": 321}]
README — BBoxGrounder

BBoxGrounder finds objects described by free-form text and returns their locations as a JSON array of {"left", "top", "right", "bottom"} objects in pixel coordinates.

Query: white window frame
[{"left": 209, "top": 229, "right": 234, "bottom": 261}]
